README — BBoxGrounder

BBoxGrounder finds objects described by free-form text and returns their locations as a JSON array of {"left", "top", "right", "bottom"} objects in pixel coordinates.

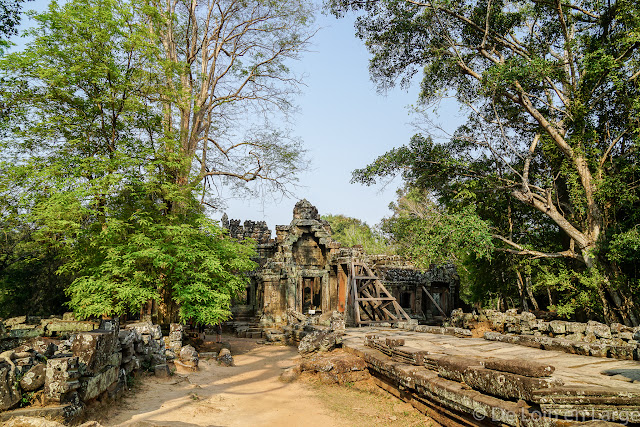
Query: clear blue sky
[
  {"left": 221, "top": 10, "right": 465, "bottom": 230},
  {"left": 15, "top": 2, "right": 465, "bottom": 232}
]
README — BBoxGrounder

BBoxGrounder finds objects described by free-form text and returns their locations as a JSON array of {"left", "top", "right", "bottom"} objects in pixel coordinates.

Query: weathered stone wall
[
  {"left": 0, "top": 318, "right": 169, "bottom": 422},
  {"left": 221, "top": 214, "right": 272, "bottom": 243},
  {"left": 446, "top": 309, "right": 640, "bottom": 360}
]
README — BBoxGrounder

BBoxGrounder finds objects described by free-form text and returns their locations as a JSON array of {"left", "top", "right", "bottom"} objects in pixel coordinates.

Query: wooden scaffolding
[{"left": 349, "top": 260, "right": 411, "bottom": 326}]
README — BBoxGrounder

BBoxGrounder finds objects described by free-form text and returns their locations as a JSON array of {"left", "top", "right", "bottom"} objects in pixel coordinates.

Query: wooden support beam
[{"left": 422, "top": 285, "right": 447, "bottom": 317}]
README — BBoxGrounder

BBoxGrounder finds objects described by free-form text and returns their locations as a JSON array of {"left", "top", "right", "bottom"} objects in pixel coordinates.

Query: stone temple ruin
[{"left": 222, "top": 199, "right": 460, "bottom": 328}]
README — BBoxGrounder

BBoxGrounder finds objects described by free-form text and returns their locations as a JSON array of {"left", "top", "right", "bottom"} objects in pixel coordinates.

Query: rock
[
  {"left": 280, "top": 366, "right": 300, "bottom": 382},
  {"left": 4, "top": 416, "right": 66, "bottom": 427},
  {"left": 179, "top": 345, "right": 198, "bottom": 361},
  {"left": 436, "top": 355, "right": 484, "bottom": 383},
  {"left": 549, "top": 320, "right": 567, "bottom": 335},
  {"left": 217, "top": 348, "right": 234, "bottom": 367},
  {"left": 165, "top": 349, "right": 176, "bottom": 360},
  {"left": 44, "top": 320, "right": 96, "bottom": 336},
  {"left": 62, "top": 312, "right": 76, "bottom": 321},
  {"left": 19, "top": 363, "right": 46, "bottom": 391},
  {"left": 43, "top": 356, "right": 80, "bottom": 403},
  {"left": 79, "top": 365, "right": 119, "bottom": 401},
  {"left": 463, "top": 366, "right": 564, "bottom": 402},
  {"left": 586, "top": 321, "right": 612, "bottom": 339},
  {"left": 154, "top": 364, "right": 171, "bottom": 378},
  {"left": 483, "top": 358, "right": 555, "bottom": 378},
  {"left": 298, "top": 330, "right": 343, "bottom": 354},
  {"left": 71, "top": 331, "right": 117, "bottom": 373},
  {"left": 126, "top": 321, "right": 162, "bottom": 340},
  {"left": 0, "top": 361, "right": 21, "bottom": 410}
]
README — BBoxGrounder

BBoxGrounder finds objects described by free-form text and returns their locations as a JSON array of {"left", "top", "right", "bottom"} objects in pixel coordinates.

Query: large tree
[
  {"left": 330, "top": 0, "right": 640, "bottom": 324},
  {"left": 0, "top": 0, "right": 313, "bottom": 323}
]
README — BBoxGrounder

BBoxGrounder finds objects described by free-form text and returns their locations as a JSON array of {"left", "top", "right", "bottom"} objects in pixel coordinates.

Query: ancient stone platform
[{"left": 342, "top": 327, "right": 640, "bottom": 426}]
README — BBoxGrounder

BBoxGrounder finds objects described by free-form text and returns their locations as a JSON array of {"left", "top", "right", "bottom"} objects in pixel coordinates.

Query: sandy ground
[{"left": 99, "top": 336, "right": 353, "bottom": 427}]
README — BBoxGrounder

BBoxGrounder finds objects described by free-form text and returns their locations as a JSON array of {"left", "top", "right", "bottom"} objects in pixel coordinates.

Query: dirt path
[{"left": 100, "top": 337, "right": 354, "bottom": 427}]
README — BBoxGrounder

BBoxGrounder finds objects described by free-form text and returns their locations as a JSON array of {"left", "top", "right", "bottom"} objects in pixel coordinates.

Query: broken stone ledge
[
  {"left": 345, "top": 336, "right": 640, "bottom": 426},
  {"left": 391, "top": 310, "right": 640, "bottom": 361}
]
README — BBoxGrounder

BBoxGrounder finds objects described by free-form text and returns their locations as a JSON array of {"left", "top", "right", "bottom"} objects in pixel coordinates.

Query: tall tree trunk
[{"left": 525, "top": 275, "right": 540, "bottom": 311}]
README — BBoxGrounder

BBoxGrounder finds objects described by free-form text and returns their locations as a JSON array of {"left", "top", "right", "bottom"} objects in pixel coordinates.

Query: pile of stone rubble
[{"left": 0, "top": 316, "right": 197, "bottom": 424}]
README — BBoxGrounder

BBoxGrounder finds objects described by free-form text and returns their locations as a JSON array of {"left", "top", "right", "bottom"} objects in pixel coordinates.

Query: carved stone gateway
[{"left": 224, "top": 200, "right": 460, "bottom": 326}]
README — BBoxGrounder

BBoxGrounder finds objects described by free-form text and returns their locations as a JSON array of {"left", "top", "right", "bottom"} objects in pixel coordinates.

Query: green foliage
[
  {"left": 321, "top": 214, "right": 391, "bottom": 255},
  {"left": 0, "top": 0, "right": 277, "bottom": 322},
  {"left": 332, "top": 0, "right": 640, "bottom": 322},
  {"left": 380, "top": 188, "right": 493, "bottom": 269}
]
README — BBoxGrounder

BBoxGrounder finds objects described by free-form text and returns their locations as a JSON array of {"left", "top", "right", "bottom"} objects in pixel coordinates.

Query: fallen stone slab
[
  {"left": 483, "top": 358, "right": 555, "bottom": 378},
  {"left": 435, "top": 355, "right": 484, "bottom": 383},
  {"left": 0, "top": 361, "right": 21, "bottom": 410},
  {"left": 300, "top": 350, "right": 367, "bottom": 374},
  {"left": 463, "top": 366, "right": 563, "bottom": 402},
  {"left": 0, "top": 404, "right": 84, "bottom": 424},
  {"left": 19, "top": 363, "right": 46, "bottom": 391},
  {"left": 298, "top": 329, "right": 343, "bottom": 354},
  {"left": 531, "top": 386, "right": 640, "bottom": 406},
  {"left": 43, "top": 320, "right": 97, "bottom": 336}
]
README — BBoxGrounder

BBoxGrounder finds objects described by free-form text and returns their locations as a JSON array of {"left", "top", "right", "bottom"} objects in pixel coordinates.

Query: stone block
[
  {"left": 588, "top": 343, "right": 610, "bottom": 358},
  {"left": 586, "top": 321, "right": 612, "bottom": 339},
  {"left": 123, "top": 356, "right": 140, "bottom": 374},
  {"left": 565, "top": 332, "right": 584, "bottom": 341},
  {"left": 180, "top": 345, "right": 198, "bottom": 363},
  {"left": 154, "top": 364, "right": 171, "bottom": 378},
  {"left": 168, "top": 331, "right": 182, "bottom": 342},
  {"left": 19, "top": 363, "right": 46, "bottom": 391},
  {"left": 216, "top": 348, "right": 233, "bottom": 367},
  {"left": 436, "top": 355, "right": 483, "bottom": 383},
  {"left": 5, "top": 316, "right": 27, "bottom": 327},
  {"left": 173, "top": 359, "right": 197, "bottom": 374},
  {"left": 8, "top": 326, "right": 44, "bottom": 339},
  {"left": 531, "top": 386, "right": 640, "bottom": 406},
  {"left": 385, "top": 337, "right": 405, "bottom": 347},
  {"left": 536, "top": 321, "right": 550, "bottom": 332},
  {"left": 118, "top": 329, "right": 135, "bottom": 346},
  {"left": 71, "top": 330, "right": 117, "bottom": 373},
  {"left": 99, "top": 318, "right": 119, "bottom": 334},
  {"left": 127, "top": 321, "right": 162, "bottom": 340},
  {"left": 549, "top": 320, "right": 567, "bottom": 335},
  {"left": 79, "top": 365, "right": 119, "bottom": 401},
  {"left": 484, "top": 358, "right": 555, "bottom": 378},
  {"left": 620, "top": 332, "right": 634, "bottom": 341},
  {"left": 463, "top": 366, "right": 563, "bottom": 402},
  {"left": 108, "top": 351, "right": 122, "bottom": 368},
  {"left": 565, "top": 322, "right": 587, "bottom": 334},
  {"left": 44, "top": 356, "right": 80, "bottom": 403},
  {"left": 609, "top": 344, "right": 635, "bottom": 360},
  {"left": 45, "top": 320, "right": 96, "bottom": 336},
  {"left": 0, "top": 361, "right": 21, "bottom": 410}
]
